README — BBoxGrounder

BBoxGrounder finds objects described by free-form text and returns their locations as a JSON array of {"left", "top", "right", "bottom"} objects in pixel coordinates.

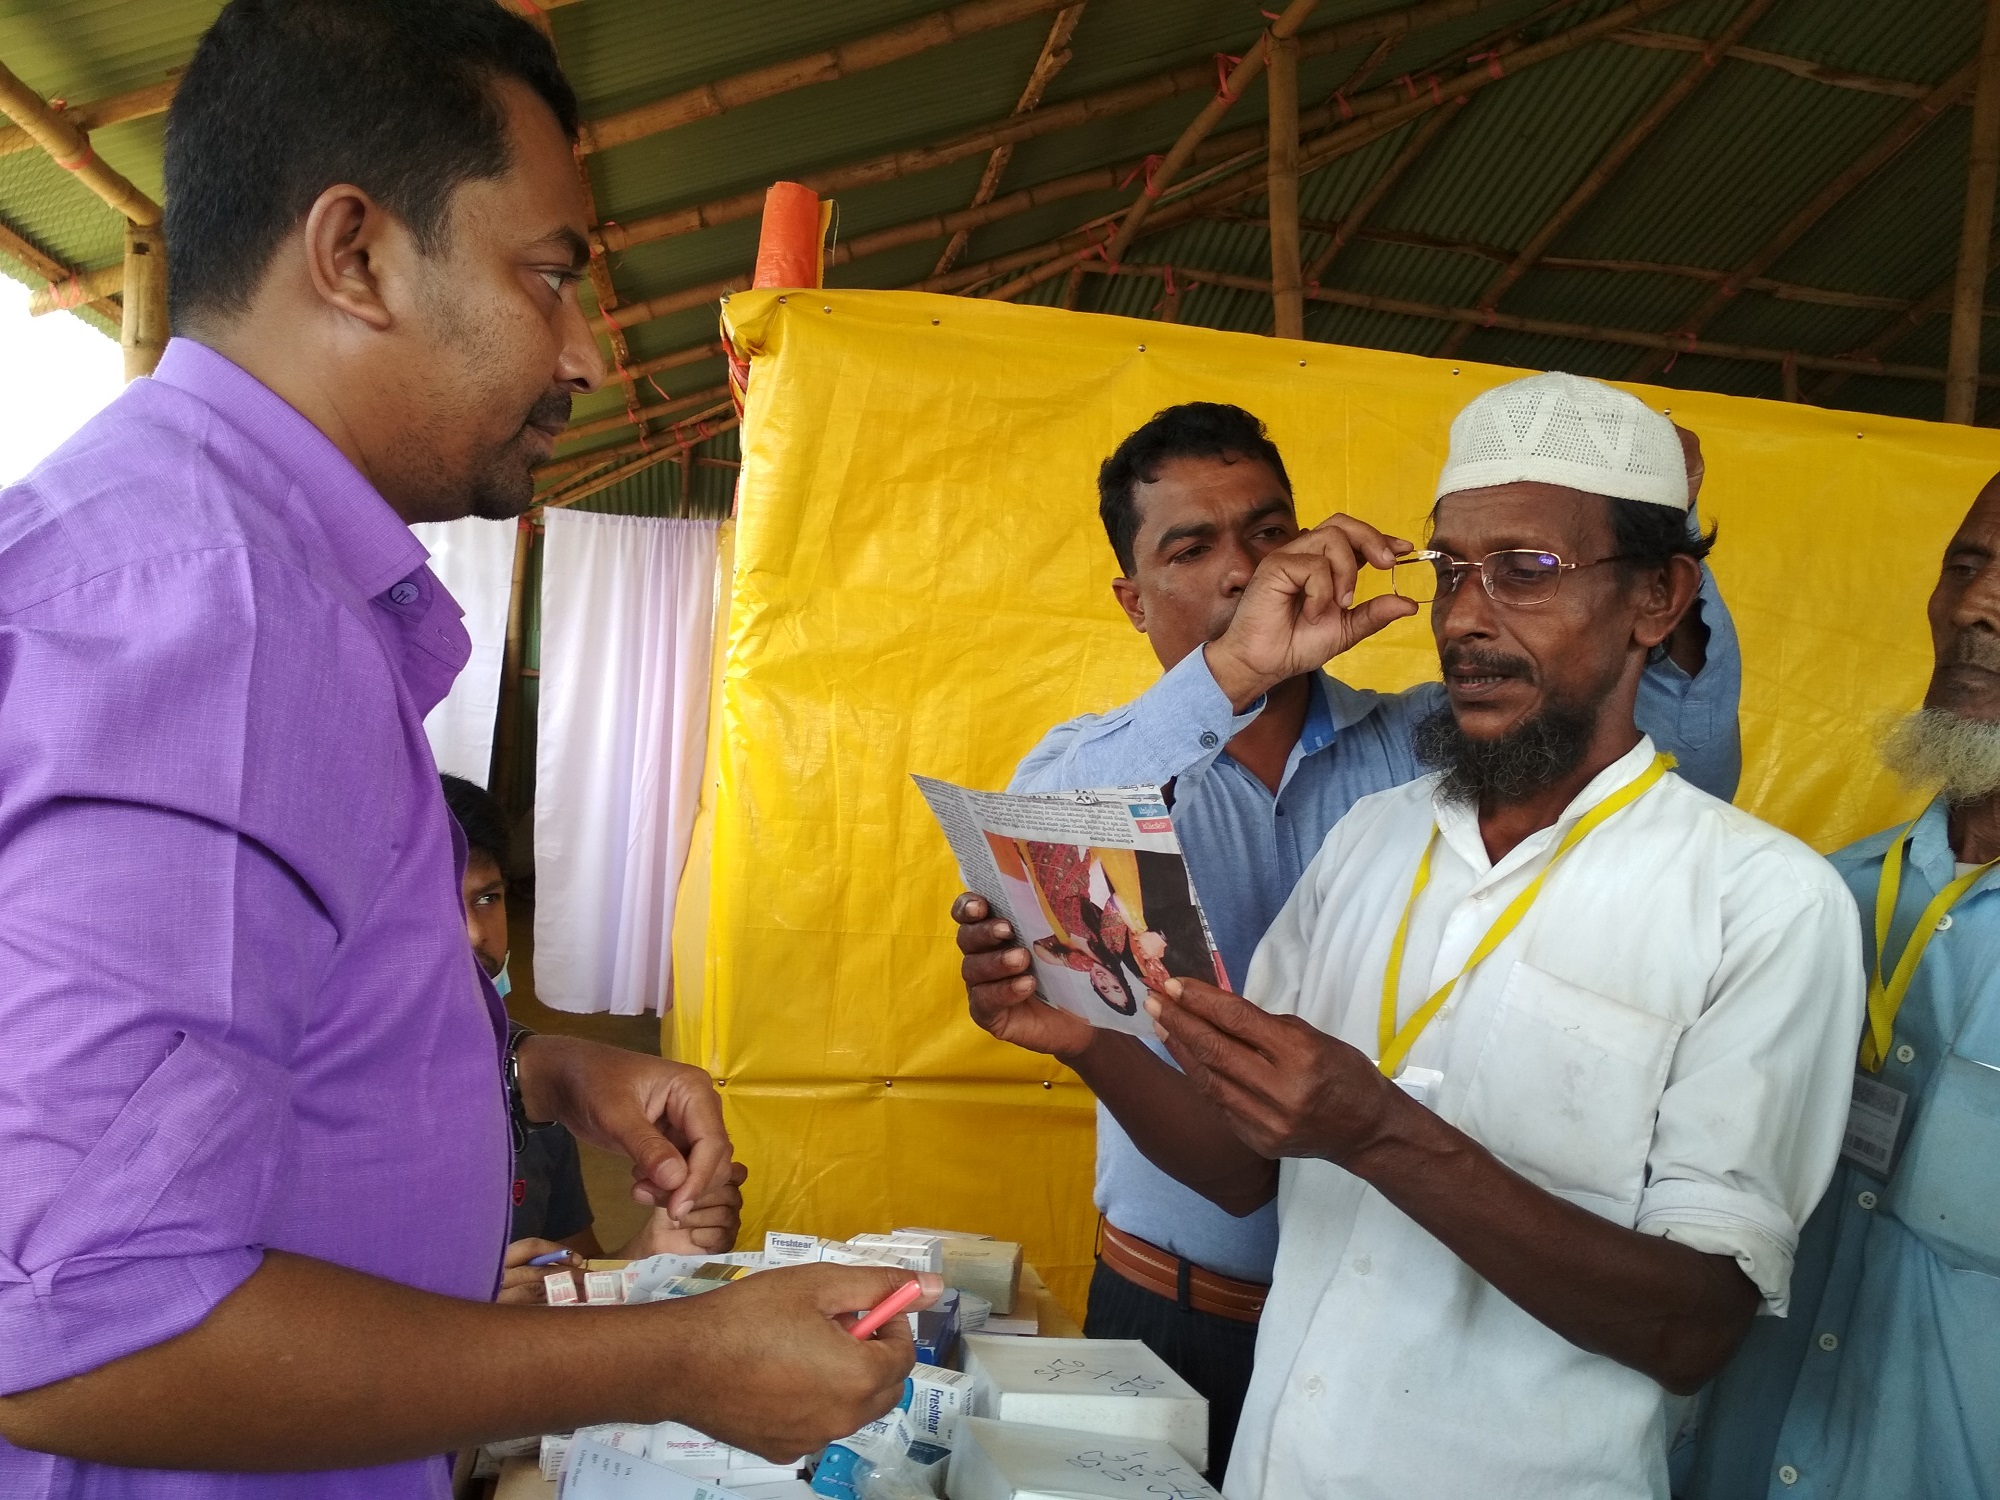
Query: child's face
[{"left": 461, "top": 852, "right": 509, "bottom": 978}]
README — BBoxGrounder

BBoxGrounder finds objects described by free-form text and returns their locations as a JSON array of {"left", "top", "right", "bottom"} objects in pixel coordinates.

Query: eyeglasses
[{"left": 1389, "top": 549, "right": 1633, "bottom": 607}]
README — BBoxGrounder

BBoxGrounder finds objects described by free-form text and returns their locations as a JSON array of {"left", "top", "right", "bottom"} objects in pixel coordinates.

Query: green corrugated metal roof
[{"left": 4, "top": 0, "right": 1999, "bottom": 512}]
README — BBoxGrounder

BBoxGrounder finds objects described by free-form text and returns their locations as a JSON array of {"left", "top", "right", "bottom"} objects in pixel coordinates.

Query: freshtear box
[
  {"left": 945, "top": 1417, "right": 1221, "bottom": 1500},
  {"left": 961, "top": 1335, "right": 1208, "bottom": 1471}
]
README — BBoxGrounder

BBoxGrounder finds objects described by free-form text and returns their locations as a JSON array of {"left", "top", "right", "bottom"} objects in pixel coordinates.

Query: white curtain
[
  {"left": 412, "top": 517, "right": 518, "bottom": 787},
  {"left": 534, "top": 512, "right": 720, "bottom": 1015}
]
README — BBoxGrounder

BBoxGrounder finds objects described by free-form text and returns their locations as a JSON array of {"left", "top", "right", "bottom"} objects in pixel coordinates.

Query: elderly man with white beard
[{"left": 1684, "top": 480, "right": 2000, "bottom": 1500}]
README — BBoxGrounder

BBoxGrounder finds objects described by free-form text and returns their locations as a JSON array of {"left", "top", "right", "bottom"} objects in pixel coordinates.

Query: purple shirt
[{"left": 0, "top": 340, "right": 511, "bottom": 1497}]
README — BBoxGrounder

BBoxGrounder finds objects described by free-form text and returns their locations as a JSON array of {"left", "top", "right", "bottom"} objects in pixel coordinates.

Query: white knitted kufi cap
[{"left": 1434, "top": 370, "right": 1689, "bottom": 510}]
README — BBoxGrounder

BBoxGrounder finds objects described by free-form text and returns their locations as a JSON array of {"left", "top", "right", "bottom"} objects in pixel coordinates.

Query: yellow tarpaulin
[{"left": 677, "top": 288, "right": 2000, "bottom": 1314}]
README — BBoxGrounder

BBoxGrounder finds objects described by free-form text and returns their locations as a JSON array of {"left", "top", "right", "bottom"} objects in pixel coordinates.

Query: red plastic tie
[
  {"left": 1334, "top": 90, "right": 1354, "bottom": 120},
  {"left": 1397, "top": 73, "right": 1419, "bottom": 100},
  {"left": 1428, "top": 74, "right": 1442, "bottom": 105},
  {"left": 1479, "top": 304, "right": 1497, "bottom": 329},
  {"left": 53, "top": 142, "right": 96, "bottom": 174},
  {"left": 1468, "top": 51, "right": 1505, "bottom": 80},
  {"left": 1215, "top": 53, "right": 1245, "bottom": 102}
]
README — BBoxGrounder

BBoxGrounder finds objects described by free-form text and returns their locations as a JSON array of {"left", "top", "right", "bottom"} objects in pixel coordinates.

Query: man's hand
[
  {"left": 1204, "top": 515, "right": 1419, "bottom": 711},
  {"left": 954, "top": 893, "right": 1094, "bottom": 1060},
  {"left": 497, "top": 1238, "right": 579, "bottom": 1305},
  {"left": 1144, "top": 975, "right": 1405, "bottom": 1164},
  {"left": 515, "top": 1035, "right": 734, "bottom": 1220},
  {"left": 666, "top": 1266, "right": 939, "bottom": 1461},
  {"left": 617, "top": 1162, "right": 749, "bottom": 1258}
]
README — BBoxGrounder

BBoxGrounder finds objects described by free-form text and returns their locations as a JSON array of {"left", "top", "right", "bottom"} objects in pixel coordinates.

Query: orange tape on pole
[{"left": 753, "top": 181, "right": 824, "bottom": 289}]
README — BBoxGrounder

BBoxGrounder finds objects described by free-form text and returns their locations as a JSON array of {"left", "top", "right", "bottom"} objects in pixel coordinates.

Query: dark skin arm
[
  {"left": 955, "top": 896, "right": 1276, "bottom": 1215},
  {"left": 1147, "top": 976, "right": 1761, "bottom": 1396},
  {"left": 0, "top": 1255, "right": 936, "bottom": 1470}
]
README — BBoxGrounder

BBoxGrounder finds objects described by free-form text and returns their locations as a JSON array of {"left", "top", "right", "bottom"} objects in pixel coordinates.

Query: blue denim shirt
[
  {"left": 1682, "top": 799, "right": 2000, "bottom": 1500},
  {"left": 1010, "top": 574, "right": 1742, "bottom": 1283}
]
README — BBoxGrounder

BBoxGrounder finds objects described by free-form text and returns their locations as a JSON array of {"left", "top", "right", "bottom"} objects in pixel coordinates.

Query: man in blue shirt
[
  {"left": 1683, "top": 476, "right": 2000, "bottom": 1500},
  {"left": 957, "top": 401, "right": 1740, "bottom": 1477}
]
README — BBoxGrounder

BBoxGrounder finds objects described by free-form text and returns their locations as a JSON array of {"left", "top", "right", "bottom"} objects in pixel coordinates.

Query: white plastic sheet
[{"left": 412, "top": 517, "right": 517, "bottom": 786}]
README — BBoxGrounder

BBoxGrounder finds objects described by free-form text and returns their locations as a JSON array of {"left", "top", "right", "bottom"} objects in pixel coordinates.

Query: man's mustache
[
  {"left": 1441, "top": 646, "right": 1535, "bottom": 682},
  {"left": 523, "top": 390, "right": 572, "bottom": 435},
  {"left": 1942, "top": 629, "right": 2000, "bottom": 674}
]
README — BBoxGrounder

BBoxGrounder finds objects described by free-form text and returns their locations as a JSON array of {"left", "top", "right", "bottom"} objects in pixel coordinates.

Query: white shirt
[{"left": 1224, "top": 738, "right": 1865, "bottom": 1500}]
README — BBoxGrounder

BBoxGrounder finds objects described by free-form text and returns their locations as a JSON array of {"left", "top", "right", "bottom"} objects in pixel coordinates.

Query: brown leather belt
[{"left": 1099, "top": 1219, "right": 1267, "bottom": 1324}]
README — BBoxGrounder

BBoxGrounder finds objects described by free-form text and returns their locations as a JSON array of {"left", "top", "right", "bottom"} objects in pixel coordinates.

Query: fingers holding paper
[
  {"left": 953, "top": 891, "right": 1096, "bottom": 1060},
  {"left": 1144, "top": 975, "right": 1400, "bottom": 1166}
]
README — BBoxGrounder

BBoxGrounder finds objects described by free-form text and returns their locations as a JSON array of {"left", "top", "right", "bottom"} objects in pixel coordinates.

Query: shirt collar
[
  {"left": 150, "top": 338, "right": 428, "bottom": 602},
  {"left": 1319, "top": 671, "right": 1391, "bottom": 734},
  {"left": 1434, "top": 734, "right": 1662, "bottom": 881}
]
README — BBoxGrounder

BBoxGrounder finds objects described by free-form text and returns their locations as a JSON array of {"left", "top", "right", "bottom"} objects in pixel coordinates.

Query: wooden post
[
  {"left": 120, "top": 220, "right": 166, "bottom": 380},
  {"left": 1949, "top": 0, "right": 2000, "bottom": 423},
  {"left": 1267, "top": 32, "right": 1304, "bottom": 339},
  {"left": 490, "top": 519, "right": 535, "bottom": 810}
]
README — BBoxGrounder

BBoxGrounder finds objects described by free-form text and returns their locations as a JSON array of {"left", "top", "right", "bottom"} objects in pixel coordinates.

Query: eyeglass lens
[{"left": 1391, "top": 551, "right": 1565, "bottom": 606}]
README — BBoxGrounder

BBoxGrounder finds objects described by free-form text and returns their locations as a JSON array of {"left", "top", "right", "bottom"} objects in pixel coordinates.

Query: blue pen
[{"left": 528, "top": 1250, "right": 574, "bottom": 1267}]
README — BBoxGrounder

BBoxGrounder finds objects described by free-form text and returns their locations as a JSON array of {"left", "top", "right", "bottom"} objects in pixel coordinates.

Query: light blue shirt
[
  {"left": 1010, "top": 576, "right": 1741, "bottom": 1283},
  {"left": 1683, "top": 799, "right": 2000, "bottom": 1500}
]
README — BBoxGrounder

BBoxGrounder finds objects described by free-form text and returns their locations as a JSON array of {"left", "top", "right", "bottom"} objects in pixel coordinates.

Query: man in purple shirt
[{"left": 0, "top": 3, "right": 928, "bottom": 1495}]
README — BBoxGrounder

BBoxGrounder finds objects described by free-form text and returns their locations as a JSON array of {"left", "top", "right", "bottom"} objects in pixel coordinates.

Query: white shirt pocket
[{"left": 1453, "top": 961, "right": 1684, "bottom": 1227}]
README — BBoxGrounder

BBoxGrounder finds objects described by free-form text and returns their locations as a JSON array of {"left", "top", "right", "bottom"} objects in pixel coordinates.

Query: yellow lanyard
[
  {"left": 1859, "top": 812, "right": 1998, "bottom": 1072},
  {"left": 1377, "top": 752, "right": 1675, "bottom": 1079}
]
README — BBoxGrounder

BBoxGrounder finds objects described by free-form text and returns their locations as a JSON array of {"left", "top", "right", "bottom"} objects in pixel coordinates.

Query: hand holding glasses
[{"left": 1390, "top": 549, "right": 1633, "bottom": 607}]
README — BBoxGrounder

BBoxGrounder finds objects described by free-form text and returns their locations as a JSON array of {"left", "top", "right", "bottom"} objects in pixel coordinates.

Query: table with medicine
[{"left": 461, "top": 1226, "right": 1220, "bottom": 1500}]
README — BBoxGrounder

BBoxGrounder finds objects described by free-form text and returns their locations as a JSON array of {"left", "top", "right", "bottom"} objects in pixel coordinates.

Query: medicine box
[
  {"left": 960, "top": 1335, "right": 1208, "bottom": 1472},
  {"left": 941, "top": 1238, "right": 1021, "bottom": 1314},
  {"left": 945, "top": 1417, "right": 1221, "bottom": 1500}
]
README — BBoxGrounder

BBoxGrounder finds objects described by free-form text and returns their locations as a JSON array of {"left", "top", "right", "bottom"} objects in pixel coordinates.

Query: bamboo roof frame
[
  {"left": 1811, "top": 234, "right": 2000, "bottom": 402},
  {"left": 1946, "top": 0, "right": 2000, "bottom": 422},
  {"left": 1266, "top": 30, "right": 1304, "bottom": 339},
  {"left": 1081, "top": 259, "right": 2000, "bottom": 390},
  {"left": 556, "top": 382, "right": 731, "bottom": 445},
  {"left": 1624, "top": 54, "right": 1982, "bottom": 380},
  {"left": 1436, "top": 0, "right": 1782, "bottom": 360},
  {"left": 1300, "top": 93, "right": 1466, "bottom": 290},
  {"left": 932, "top": 3, "right": 1085, "bottom": 278},
  {"left": 0, "top": 72, "right": 178, "bottom": 159},
  {"left": 2, "top": 213, "right": 118, "bottom": 321},
  {"left": 0, "top": 55, "right": 160, "bottom": 225}
]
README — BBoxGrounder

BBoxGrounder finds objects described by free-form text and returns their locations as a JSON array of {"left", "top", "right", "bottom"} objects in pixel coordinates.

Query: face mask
[{"left": 491, "top": 954, "right": 512, "bottom": 1000}]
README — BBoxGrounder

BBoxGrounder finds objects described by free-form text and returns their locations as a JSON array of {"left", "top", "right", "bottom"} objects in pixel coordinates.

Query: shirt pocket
[
  {"left": 1453, "top": 961, "right": 1684, "bottom": 1227},
  {"left": 1885, "top": 1051, "right": 2000, "bottom": 1278}
]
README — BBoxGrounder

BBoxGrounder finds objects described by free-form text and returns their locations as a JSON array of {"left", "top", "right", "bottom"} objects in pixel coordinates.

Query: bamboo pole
[
  {"left": 599, "top": 0, "right": 1506, "bottom": 256},
  {"left": 557, "top": 383, "right": 731, "bottom": 445},
  {"left": 490, "top": 519, "right": 534, "bottom": 811},
  {"left": 1625, "top": 56, "right": 1981, "bottom": 381},
  {"left": 1082, "top": 260, "right": 2000, "bottom": 388},
  {"left": 934, "top": 3, "right": 1085, "bottom": 277},
  {"left": 1610, "top": 29, "right": 1945, "bottom": 101},
  {"left": 120, "top": 220, "right": 166, "bottom": 379},
  {"left": 1267, "top": 31, "right": 1304, "bottom": 339},
  {"left": 628, "top": 340, "right": 730, "bottom": 381},
  {"left": 580, "top": 0, "right": 1074, "bottom": 155},
  {"left": 1949, "top": 0, "right": 2000, "bottom": 423},
  {"left": 1099, "top": 0, "right": 1320, "bottom": 266},
  {"left": 0, "top": 57, "right": 161, "bottom": 225},
  {"left": 2, "top": 215, "right": 120, "bottom": 322},
  {"left": 0, "top": 73, "right": 179, "bottom": 159},
  {"left": 27, "top": 262, "right": 121, "bottom": 314},
  {"left": 1302, "top": 95, "right": 1465, "bottom": 290},
  {"left": 1438, "top": 0, "right": 1780, "bottom": 359},
  {"left": 535, "top": 401, "right": 738, "bottom": 485}
]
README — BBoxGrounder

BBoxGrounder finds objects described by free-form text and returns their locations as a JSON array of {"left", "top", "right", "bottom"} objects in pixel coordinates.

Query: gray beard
[
  {"left": 1879, "top": 707, "right": 2000, "bottom": 804},
  {"left": 1413, "top": 699, "right": 1599, "bottom": 807}
]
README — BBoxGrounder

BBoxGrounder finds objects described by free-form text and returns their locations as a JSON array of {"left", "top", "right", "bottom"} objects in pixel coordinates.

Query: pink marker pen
[{"left": 847, "top": 1279, "right": 926, "bottom": 1340}]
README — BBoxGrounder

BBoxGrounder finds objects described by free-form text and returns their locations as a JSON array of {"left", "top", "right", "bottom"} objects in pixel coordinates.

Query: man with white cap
[{"left": 960, "top": 372, "right": 1865, "bottom": 1499}]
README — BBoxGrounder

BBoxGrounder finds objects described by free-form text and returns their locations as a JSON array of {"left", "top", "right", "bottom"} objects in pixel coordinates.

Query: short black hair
[
  {"left": 164, "top": 0, "right": 578, "bottom": 328},
  {"left": 441, "top": 774, "right": 510, "bottom": 871},
  {"left": 1097, "top": 403, "right": 1293, "bottom": 575},
  {"left": 1608, "top": 498, "right": 1716, "bottom": 570}
]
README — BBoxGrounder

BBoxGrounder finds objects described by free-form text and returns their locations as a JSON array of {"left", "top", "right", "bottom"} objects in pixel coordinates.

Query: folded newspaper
[{"left": 914, "top": 776, "right": 1228, "bottom": 1038}]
